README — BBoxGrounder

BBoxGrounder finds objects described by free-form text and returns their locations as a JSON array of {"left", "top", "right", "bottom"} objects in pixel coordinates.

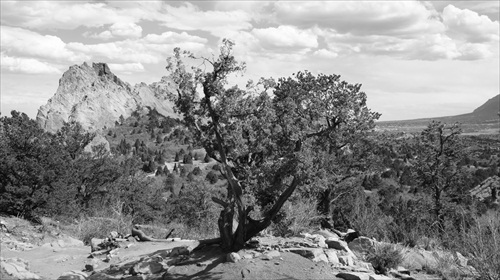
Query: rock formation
[{"left": 37, "top": 62, "right": 178, "bottom": 133}]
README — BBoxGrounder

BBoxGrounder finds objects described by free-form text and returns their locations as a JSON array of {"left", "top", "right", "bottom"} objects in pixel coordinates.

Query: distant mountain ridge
[
  {"left": 379, "top": 94, "right": 500, "bottom": 125},
  {"left": 37, "top": 62, "right": 179, "bottom": 133}
]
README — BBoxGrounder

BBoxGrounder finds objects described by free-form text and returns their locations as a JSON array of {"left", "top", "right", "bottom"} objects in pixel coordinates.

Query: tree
[
  {"left": 167, "top": 39, "right": 379, "bottom": 251},
  {"left": 183, "top": 153, "right": 193, "bottom": 164},
  {"left": 0, "top": 111, "right": 68, "bottom": 218},
  {"left": 56, "top": 121, "right": 95, "bottom": 160},
  {"left": 205, "top": 170, "right": 219, "bottom": 184},
  {"left": 413, "top": 121, "right": 464, "bottom": 234}
]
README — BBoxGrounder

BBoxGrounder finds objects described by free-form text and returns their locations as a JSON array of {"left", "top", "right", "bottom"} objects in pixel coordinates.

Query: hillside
[{"left": 377, "top": 94, "right": 500, "bottom": 134}]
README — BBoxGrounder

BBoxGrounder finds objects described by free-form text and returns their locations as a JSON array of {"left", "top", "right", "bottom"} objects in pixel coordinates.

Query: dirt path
[{"left": 1, "top": 240, "right": 197, "bottom": 279}]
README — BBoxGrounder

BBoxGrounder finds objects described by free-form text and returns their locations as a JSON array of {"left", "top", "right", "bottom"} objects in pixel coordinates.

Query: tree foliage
[{"left": 167, "top": 39, "right": 380, "bottom": 251}]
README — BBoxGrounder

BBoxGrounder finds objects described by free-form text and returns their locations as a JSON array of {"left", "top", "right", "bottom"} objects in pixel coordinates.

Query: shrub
[
  {"left": 206, "top": 171, "right": 218, "bottom": 184},
  {"left": 270, "top": 197, "right": 324, "bottom": 237},
  {"left": 366, "top": 243, "right": 404, "bottom": 274},
  {"left": 458, "top": 212, "right": 500, "bottom": 280}
]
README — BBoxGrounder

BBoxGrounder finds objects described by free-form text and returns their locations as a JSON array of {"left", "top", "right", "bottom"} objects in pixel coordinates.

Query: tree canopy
[{"left": 167, "top": 39, "right": 380, "bottom": 251}]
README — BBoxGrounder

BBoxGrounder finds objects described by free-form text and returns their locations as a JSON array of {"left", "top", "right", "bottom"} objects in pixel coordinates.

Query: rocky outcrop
[
  {"left": 37, "top": 62, "right": 178, "bottom": 133},
  {"left": 470, "top": 176, "right": 499, "bottom": 204}
]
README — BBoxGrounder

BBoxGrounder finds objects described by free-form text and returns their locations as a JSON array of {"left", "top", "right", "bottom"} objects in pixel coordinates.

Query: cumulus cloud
[
  {"left": 0, "top": 1, "right": 134, "bottom": 30},
  {"left": 159, "top": 2, "right": 253, "bottom": 37},
  {"left": 252, "top": 25, "right": 318, "bottom": 49},
  {"left": 442, "top": 5, "right": 500, "bottom": 43},
  {"left": 0, "top": 26, "right": 89, "bottom": 62},
  {"left": 0, "top": 52, "right": 61, "bottom": 74},
  {"left": 273, "top": 1, "right": 444, "bottom": 36}
]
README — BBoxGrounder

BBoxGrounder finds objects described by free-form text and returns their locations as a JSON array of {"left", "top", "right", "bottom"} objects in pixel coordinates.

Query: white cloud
[
  {"left": 84, "top": 22, "right": 143, "bottom": 40},
  {"left": 108, "top": 63, "right": 145, "bottom": 73},
  {"left": 109, "top": 22, "right": 143, "bottom": 38},
  {"left": 0, "top": 26, "right": 89, "bottom": 63},
  {"left": 159, "top": 2, "right": 253, "bottom": 37},
  {"left": 0, "top": 1, "right": 134, "bottom": 30},
  {"left": 252, "top": 25, "right": 318, "bottom": 49},
  {"left": 67, "top": 31, "right": 208, "bottom": 64},
  {"left": 273, "top": 1, "right": 443, "bottom": 36},
  {"left": 442, "top": 5, "right": 500, "bottom": 43},
  {"left": 0, "top": 52, "right": 61, "bottom": 74},
  {"left": 313, "top": 49, "right": 338, "bottom": 59}
]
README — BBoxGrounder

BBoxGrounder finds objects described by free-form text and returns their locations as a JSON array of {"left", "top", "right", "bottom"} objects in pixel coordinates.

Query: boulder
[
  {"left": 349, "top": 237, "right": 376, "bottom": 257},
  {"left": 326, "top": 238, "right": 349, "bottom": 251},
  {"left": 344, "top": 229, "right": 361, "bottom": 243}
]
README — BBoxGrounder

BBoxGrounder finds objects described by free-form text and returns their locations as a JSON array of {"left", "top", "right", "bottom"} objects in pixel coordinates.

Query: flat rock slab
[{"left": 337, "top": 272, "right": 371, "bottom": 280}]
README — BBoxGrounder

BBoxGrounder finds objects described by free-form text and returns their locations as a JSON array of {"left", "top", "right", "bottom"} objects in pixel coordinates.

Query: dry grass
[{"left": 366, "top": 243, "right": 404, "bottom": 274}]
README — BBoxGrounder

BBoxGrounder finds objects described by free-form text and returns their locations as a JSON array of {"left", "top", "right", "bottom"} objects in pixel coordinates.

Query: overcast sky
[{"left": 1, "top": 1, "right": 499, "bottom": 121}]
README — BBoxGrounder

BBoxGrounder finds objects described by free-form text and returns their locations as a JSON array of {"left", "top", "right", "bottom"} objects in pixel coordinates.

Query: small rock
[
  {"left": 109, "top": 231, "right": 119, "bottom": 239},
  {"left": 227, "top": 252, "right": 241, "bottom": 263},
  {"left": 90, "top": 238, "right": 104, "bottom": 252}
]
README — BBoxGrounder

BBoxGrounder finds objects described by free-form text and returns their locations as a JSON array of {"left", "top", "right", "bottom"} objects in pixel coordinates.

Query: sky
[{"left": 1, "top": 1, "right": 499, "bottom": 121}]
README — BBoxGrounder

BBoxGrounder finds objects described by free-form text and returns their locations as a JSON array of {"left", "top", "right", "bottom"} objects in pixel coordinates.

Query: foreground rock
[{"left": 0, "top": 257, "right": 41, "bottom": 280}]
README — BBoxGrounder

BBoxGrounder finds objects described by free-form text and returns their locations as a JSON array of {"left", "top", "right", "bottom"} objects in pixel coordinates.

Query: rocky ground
[{"left": 1, "top": 216, "right": 475, "bottom": 280}]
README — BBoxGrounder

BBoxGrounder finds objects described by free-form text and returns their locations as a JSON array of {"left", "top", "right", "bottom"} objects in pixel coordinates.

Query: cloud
[
  {"left": 313, "top": 49, "right": 338, "bottom": 59},
  {"left": 0, "top": 1, "right": 134, "bottom": 30},
  {"left": 159, "top": 2, "right": 253, "bottom": 37},
  {"left": 108, "top": 63, "right": 145, "bottom": 73},
  {"left": 442, "top": 5, "right": 500, "bottom": 43},
  {"left": 0, "top": 52, "right": 61, "bottom": 74},
  {"left": 0, "top": 26, "right": 89, "bottom": 63},
  {"left": 273, "top": 1, "right": 443, "bottom": 36},
  {"left": 252, "top": 25, "right": 318, "bottom": 50},
  {"left": 84, "top": 22, "right": 143, "bottom": 40},
  {"left": 67, "top": 31, "right": 208, "bottom": 64}
]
